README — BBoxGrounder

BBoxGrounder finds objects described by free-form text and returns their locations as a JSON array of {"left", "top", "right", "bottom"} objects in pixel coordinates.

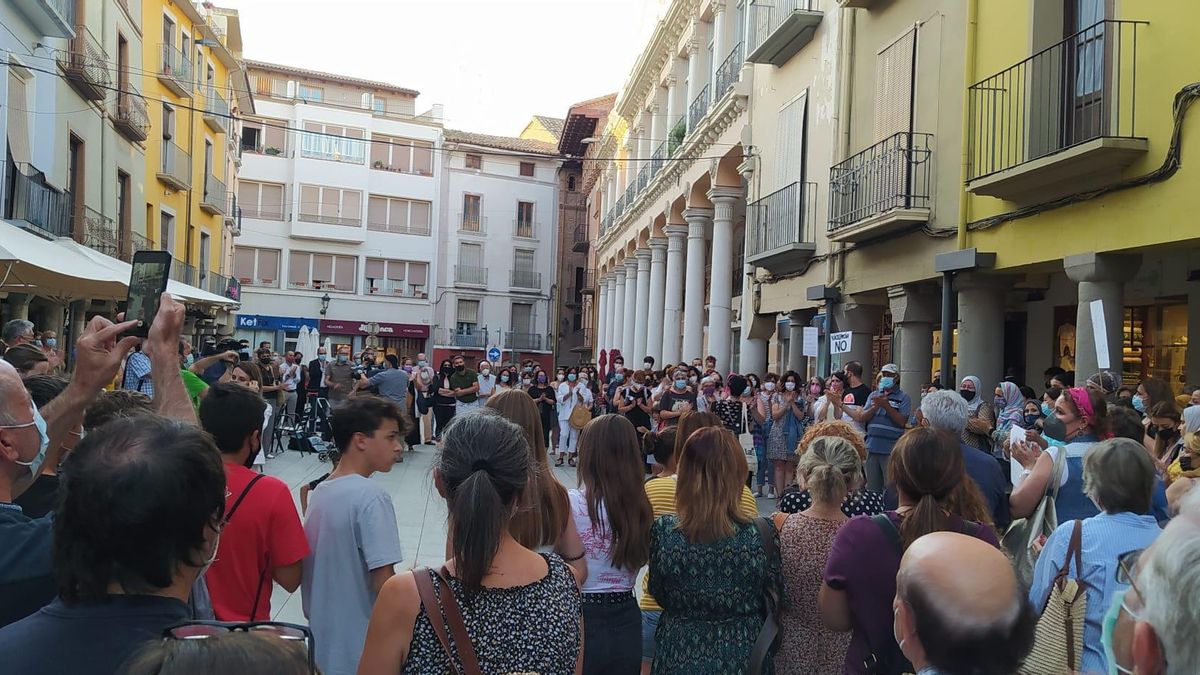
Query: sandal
[
  {"left": 555, "top": 455, "right": 565, "bottom": 467},
  {"left": 568, "top": 456, "right": 577, "bottom": 467}
]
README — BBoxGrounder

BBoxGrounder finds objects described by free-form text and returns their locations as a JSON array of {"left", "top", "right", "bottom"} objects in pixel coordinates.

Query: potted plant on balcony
[
  {"left": 264, "top": 146, "right": 282, "bottom": 156},
  {"left": 372, "top": 159, "right": 387, "bottom": 170},
  {"left": 668, "top": 120, "right": 686, "bottom": 155}
]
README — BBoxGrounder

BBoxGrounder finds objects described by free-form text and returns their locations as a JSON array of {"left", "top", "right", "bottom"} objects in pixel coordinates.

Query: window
[
  {"left": 874, "top": 28, "right": 916, "bottom": 142},
  {"left": 372, "top": 96, "right": 386, "bottom": 113},
  {"left": 160, "top": 211, "right": 174, "bottom": 254},
  {"left": 297, "top": 83, "right": 323, "bottom": 102},
  {"left": 519, "top": 161, "right": 535, "bottom": 177},
  {"left": 300, "top": 121, "right": 366, "bottom": 163},
  {"left": 513, "top": 248, "right": 535, "bottom": 272},
  {"left": 567, "top": 175, "right": 576, "bottom": 192},
  {"left": 298, "top": 184, "right": 362, "bottom": 226},
  {"left": 510, "top": 302, "right": 533, "bottom": 334},
  {"left": 370, "top": 134, "right": 433, "bottom": 175},
  {"left": 242, "top": 117, "right": 287, "bottom": 155},
  {"left": 776, "top": 91, "right": 808, "bottom": 187},
  {"left": 512, "top": 248, "right": 538, "bottom": 288},
  {"left": 465, "top": 153, "right": 482, "bottom": 170},
  {"left": 233, "top": 247, "right": 280, "bottom": 287},
  {"left": 365, "top": 258, "right": 428, "bottom": 297},
  {"left": 457, "top": 243, "right": 485, "bottom": 285},
  {"left": 288, "top": 251, "right": 357, "bottom": 292},
  {"left": 117, "top": 170, "right": 130, "bottom": 244},
  {"left": 238, "top": 181, "right": 287, "bottom": 220},
  {"left": 199, "top": 232, "right": 211, "bottom": 288},
  {"left": 456, "top": 299, "right": 480, "bottom": 334},
  {"left": 516, "top": 201, "right": 535, "bottom": 238},
  {"left": 367, "top": 195, "right": 432, "bottom": 235},
  {"left": 461, "top": 194, "right": 482, "bottom": 231}
]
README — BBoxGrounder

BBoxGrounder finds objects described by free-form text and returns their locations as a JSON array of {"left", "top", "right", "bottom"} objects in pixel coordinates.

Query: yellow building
[{"left": 141, "top": 0, "right": 247, "bottom": 313}]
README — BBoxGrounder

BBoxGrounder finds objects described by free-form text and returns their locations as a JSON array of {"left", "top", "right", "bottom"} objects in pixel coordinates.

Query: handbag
[
  {"left": 748, "top": 516, "right": 782, "bottom": 675},
  {"left": 1019, "top": 520, "right": 1088, "bottom": 674},
  {"left": 414, "top": 566, "right": 482, "bottom": 675},
  {"left": 739, "top": 402, "right": 757, "bottom": 475},
  {"left": 1003, "top": 444, "right": 1067, "bottom": 588},
  {"left": 569, "top": 401, "right": 592, "bottom": 430}
]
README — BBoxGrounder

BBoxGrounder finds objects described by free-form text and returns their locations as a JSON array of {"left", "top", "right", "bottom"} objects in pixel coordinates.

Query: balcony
[
  {"left": 515, "top": 219, "right": 536, "bottom": 239},
  {"left": 113, "top": 85, "right": 149, "bottom": 142},
  {"left": 244, "top": 199, "right": 288, "bottom": 222},
  {"left": 5, "top": 164, "right": 71, "bottom": 238},
  {"left": 580, "top": 269, "right": 595, "bottom": 295},
  {"left": 614, "top": 195, "right": 625, "bottom": 218},
  {"left": 564, "top": 285, "right": 582, "bottom": 308},
  {"left": 506, "top": 332, "right": 543, "bottom": 351},
  {"left": 366, "top": 279, "right": 426, "bottom": 298},
  {"left": 12, "top": 0, "right": 74, "bottom": 39},
  {"left": 157, "top": 44, "right": 193, "bottom": 97},
  {"left": 59, "top": 25, "right": 109, "bottom": 101},
  {"left": 510, "top": 269, "right": 542, "bottom": 291},
  {"left": 455, "top": 265, "right": 488, "bottom": 287},
  {"left": 200, "top": 174, "right": 226, "bottom": 215},
  {"left": 130, "top": 231, "right": 154, "bottom": 254},
  {"left": 225, "top": 195, "right": 241, "bottom": 232},
  {"left": 203, "top": 88, "right": 230, "bottom": 134},
  {"left": 77, "top": 207, "right": 119, "bottom": 258},
  {"left": 688, "top": 85, "right": 710, "bottom": 135},
  {"left": 157, "top": 141, "right": 191, "bottom": 191},
  {"left": 571, "top": 224, "right": 589, "bottom": 253},
  {"left": 966, "top": 20, "right": 1147, "bottom": 202},
  {"left": 637, "top": 164, "right": 649, "bottom": 194},
  {"left": 747, "top": 181, "right": 818, "bottom": 275},
  {"left": 601, "top": 213, "right": 612, "bottom": 236},
  {"left": 448, "top": 329, "right": 488, "bottom": 349},
  {"left": 574, "top": 328, "right": 595, "bottom": 352},
  {"left": 206, "top": 272, "right": 231, "bottom": 297},
  {"left": 715, "top": 42, "right": 745, "bottom": 99},
  {"left": 651, "top": 142, "right": 666, "bottom": 178},
  {"left": 459, "top": 213, "right": 485, "bottom": 233},
  {"left": 170, "top": 260, "right": 197, "bottom": 286},
  {"left": 668, "top": 116, "right": 686, "bottom": 157},
  {"left": 300, "top": 130, "right": 366, "bottom": 164},
  {"left": 828, "top": 132, "right": 932, "bottom": 243},
  {"left": 747, "top": 0, "right": 823, "bottom": 67},
  {"left": 296, "top": 208, "right": 359, "bottom": 228}
]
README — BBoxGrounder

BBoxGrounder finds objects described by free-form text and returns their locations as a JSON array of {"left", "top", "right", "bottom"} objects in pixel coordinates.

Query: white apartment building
[
  {"left": 232, "top": 61, "right": 444, "bottom": 357},
  {"left": 434, "top": 131, "right": 560, "bottom": 369}
]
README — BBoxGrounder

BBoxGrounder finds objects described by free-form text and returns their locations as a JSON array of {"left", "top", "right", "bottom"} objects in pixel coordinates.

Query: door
[
  {"left": 199, "top": 232, "right": 211, "bottom": 290},
  {"left": 1063, "top": 0, "right": 1109, "bottom": 145}
]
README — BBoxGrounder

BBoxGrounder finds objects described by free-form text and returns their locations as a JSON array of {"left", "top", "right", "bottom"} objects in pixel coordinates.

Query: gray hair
[
  {"left": 797, "top": 436, "right": 862, "bottom": 504},
  {"left": 2, "top": 319, "right": 34, "bottom": 345},
  {"left": 1081, "top": 438, "right": 1155, "bottom": 514},
  {"left": 1140, "top": 488, "right": 1200, "bottom": 674},
  {"left": 921, "top": 389, "right": 969, "bottom": 434},
  {"left": 0, "top": 361, "right": 31, "bottom": 426}
]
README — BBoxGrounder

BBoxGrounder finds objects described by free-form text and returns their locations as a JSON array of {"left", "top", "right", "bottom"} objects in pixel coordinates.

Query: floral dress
[
  {"left": 648, "top": 515, "right": 784, "bottom": 674},
  {"left": 775, "top": 512, "right": 851, "bottom": 674}
]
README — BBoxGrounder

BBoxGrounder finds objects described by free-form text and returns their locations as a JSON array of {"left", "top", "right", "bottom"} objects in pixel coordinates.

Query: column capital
[
  {"left": 624, "top": 257, "right": 639, "bottom": 271},
  {"left": 887, "top": 284, "right": 939, "bottom": 325},
  {"left": 681, "top": 206, "right": 714, "bottom": 222},
  {"left": 711, "top": 1, "right": 727, "bottom": 15},
  {"left": 1064, "top": 252, "right": 1141, "bottom": 284},
  {"left": 635, "top": 248, "right": 652, "bottom": 264},
  {"left": 664, "top": 74, "right": 678, "bottom": 88},
  {"left": 707, "top": 185, "right": 744, "bottom": 204},
  {"left": 647, "top": 102, "right": 660, "bottom": 115},
  {"left": 648, "top": 237, "right": 669, "bottom": 252},
  {"left": 685, "top": 36, "right": 702, "bottom": 56},
  {"left": 664, "top": 223, "right": 689, "bottom": 243},
  {"left": 614, "top": 264, "right": 628, "bottom": 280}
]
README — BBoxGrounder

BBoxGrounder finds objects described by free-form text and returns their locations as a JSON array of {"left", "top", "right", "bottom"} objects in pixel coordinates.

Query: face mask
[
  {"left": 45, "top": 339, "right": 56, "bottom": 348},
  {"left": 892, "top": 606, "right": 906, "bottom": 654},
  {"left": 688, "top": 375, "right": 698, "bottom": 384},
  {"left": 1025, "top": 414, "right": 1041, "bottom": 428},
  {"left": 184, "top": 353, "right": 195, "bottom": 366},
  {"left": 615, "top": 373, "right": 625, "bottom": 383},
  {"left": 644, "top": 361, "right": 653, "bottom": 369},
  {"left": 631, "top": 382, "right": 643, "bottom": 391},
  {"left": 1041, "top": 402, "right": 1053, "bottom": 417},
  {"left": 403, "top": 365, "right": 413, "bottom": 373},
  {"left": 879, "top": 376, "right": 895, "bottom": 391},
  {"left": 995, "top": 396, "right": 1006, "bottom": 409},
  {"left": 1147, "top": 425, "right": 1177, "bottom": 441},
  {"left": 537, "top": 375, "right": 547, "bottom": 383},
  {"left": 318, "top": 354, "right": 328, "bottom": 362},
  {"left": 764, "top": 382, "right": 776, "bottom": 392},
  {"left": 481, "top": 369, "right": 491, "bottom": 377},
  {"left": 567, "top": 373, "right": 577, "bottom": 382},
  {"left": 959, "top": 388, "right": 976, "bottom": 402},
  {"left": 1043, "top": 414, "right": 1069, "bottom": 443},
  {"left": 1132, "top": 394, "right": 1146, "bottom": 414},
  {"left": 743, "top": 386, "right": 753, "bottom": 396},
  {"left": 418, "top": 360, "right": 427, "bottom": 367},
  {"left": 336, "top": 355, "right": 349, "bottom": 364},
  {"left": 1101, "top": 587, "right": 1137, "bottom": 675},
  {"left": 674, "top": 379, "right": 688, "bottom": 389},
  {"left": 614, "top": 363, "right": 624, "bottom": 371},
  {"left": 523, "top": 367, "right": 532, "bottom": 373},
  {"left": 556, "top": 374, "right": 565, "bottom": 382},
  {"left": 455, "top": 365, "right": 465, "bottom": 372},
  {"left": 2, "top": 405, "right": 50, "bottom": 481},
  {"left": 784, "top": 381, "right": 796, "bottom": 392},
  {"left": 522, "top": 378, "right": 531, "bottom": 385},
  {"left": 198, "top": 530, "right": 221, "bottom": 578}
]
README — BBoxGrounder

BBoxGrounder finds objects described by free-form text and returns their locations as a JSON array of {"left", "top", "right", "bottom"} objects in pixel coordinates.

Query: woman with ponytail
[
  {"left": 358, "top": 410, "right": 582, "bottom": 674},
  {"left": 818, "top": 428, "right": 999, "bottom": 675}
]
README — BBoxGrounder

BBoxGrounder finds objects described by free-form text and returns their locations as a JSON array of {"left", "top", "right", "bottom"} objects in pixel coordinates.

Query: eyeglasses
[
  {"left": 1116, "top": 549, "right": 1145, "bottom": 598},
  {"left": 163, "top": 621, "right": 314, "bottom": 673}
]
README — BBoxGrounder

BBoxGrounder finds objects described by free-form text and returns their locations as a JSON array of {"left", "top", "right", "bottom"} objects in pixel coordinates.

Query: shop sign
[
  {"left": 318, "top": 319, "right": 430, "bottom": 338},
  {"left": 235, "top": 314, "right": 319, "bottom": 331}
]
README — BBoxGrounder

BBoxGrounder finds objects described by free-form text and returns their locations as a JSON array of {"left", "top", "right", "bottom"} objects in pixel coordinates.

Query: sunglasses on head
[{"left": 163, "top": 621, "right": 314, "bottom": 673}]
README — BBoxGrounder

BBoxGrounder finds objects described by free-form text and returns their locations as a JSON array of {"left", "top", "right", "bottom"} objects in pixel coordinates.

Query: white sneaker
[
  {"left": 753, "top": 487, "right": 763, "bottom": 498},
  {"left": 766, "top": 485, "right": 776, "bottom": 500}
]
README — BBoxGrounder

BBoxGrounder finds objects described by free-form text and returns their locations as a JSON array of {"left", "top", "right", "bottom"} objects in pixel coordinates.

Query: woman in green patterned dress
[{"left": 648, "top": 426, "right": 783, "bottom": 674}]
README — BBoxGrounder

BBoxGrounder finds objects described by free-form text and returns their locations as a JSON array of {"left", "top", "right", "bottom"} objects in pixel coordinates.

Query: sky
[{"left": 220, "top": 0, "right": 668, "bottom": 136}]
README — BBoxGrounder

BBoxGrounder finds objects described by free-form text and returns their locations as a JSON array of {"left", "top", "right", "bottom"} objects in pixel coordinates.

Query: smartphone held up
[{"left": 125, "top": 251, "right": 172, "bottom": 337}]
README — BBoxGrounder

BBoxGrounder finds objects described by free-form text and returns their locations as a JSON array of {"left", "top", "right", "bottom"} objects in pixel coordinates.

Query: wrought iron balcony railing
[
  {"left": 455, "top": 265, "right": 488, "bottom": 285},
  {"left": 637, "top": 164, "right": 649, "bottom": 194},
  {"left": 715, "top": 42, "right": 745, "bottom": 98},
  {"left": 114, "top": 84, "right": 149, "bottom": 141},
  {"left": 60, "top": 25, "right": 110, "bottom": 100},
  {"left": 78, "top": 206, "right": 119, "bottom": 258},
  {"left": 688, "top": 85, "right": 711, "bottom": 135},
  {"left": 5, "top": 164, "right": 71, "bottom": 238},
  {"left": 651, "top": 142, "right": 666, "bottom": 178},
  {"left": 748, "top": 181, "right": 818, "bottom": 257},
  {"left": 449, "top": 329, "right": 488, "bottom": 348},
  {"left": 828, "top": 132, "right": 933, "bottom": 231},
  {"left": 668, "top": 116, "right": 686, "bottom": 157},
  {"left": 505, "top": 332, "right": 543, "bottom": 351},
  {"left": 510, "top": 269, "right": 541, "bottom": 289}
]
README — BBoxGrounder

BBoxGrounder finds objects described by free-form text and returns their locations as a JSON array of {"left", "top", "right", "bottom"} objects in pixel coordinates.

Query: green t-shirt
[
  {"left": 180, "top": 369, "right": 209, "bottom": 412},
  {"left": 448, "top": 368, "right": 478, "bottom": 404}
]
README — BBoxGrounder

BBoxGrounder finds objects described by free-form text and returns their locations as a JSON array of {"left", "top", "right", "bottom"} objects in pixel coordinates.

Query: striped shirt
[{"left": 639, "top": 475, "right": 759, "bottom": 612}]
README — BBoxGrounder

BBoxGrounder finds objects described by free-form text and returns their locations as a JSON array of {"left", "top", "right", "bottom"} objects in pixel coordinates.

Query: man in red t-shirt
[{"left": 198, "top": 382, "right": 309, "bottom": 621}]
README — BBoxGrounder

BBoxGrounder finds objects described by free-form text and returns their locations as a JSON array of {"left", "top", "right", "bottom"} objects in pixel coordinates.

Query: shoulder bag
[
  {"left": 1003, "top": 444, "right": 1067, "bottom": 588},
  {"left": 569, "top": 398, "right": 592, "bottom": 430},
  {"left": 748, "top": 516, "right": 783, "bottom": 675},
  {"left": 1019, "top": 520, "right": 1088, "bottom": 674},
  {"left": 740, "top": 402, "right": 758, "bottom": 476},
  {"left": 414, "top": 566, "right": 482, "bottom": 675}
]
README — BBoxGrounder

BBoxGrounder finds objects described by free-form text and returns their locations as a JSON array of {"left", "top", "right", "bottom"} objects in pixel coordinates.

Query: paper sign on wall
[
  {"left": 802, "top": 327, "right": 820, "bottom": 356},
  {"left": 830, "top": 331, "right": 853, "bottom": 355},
  {"left": 1090, "top": 300, "right": 1110, "bottom": 370}
]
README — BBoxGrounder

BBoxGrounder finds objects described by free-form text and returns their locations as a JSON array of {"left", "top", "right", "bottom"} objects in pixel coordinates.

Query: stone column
[
  {"left": 888, "top": 284, "right": 939, "bottom": 403},
  {"left": 685, "top": 32, "right": 705, "bottom": 122},
  {"left": 606, "top": 172, "right": 616, "bottom": 215},
  {"left": 646, "top": 239, "right": 668, "bottom": 363},
  {"left": 632, "top": 249, "right": 652, "bottom": 362},
  {"left": 662, "top": 224, "right": 688, "bottom": 365},
  {"left": 1064, "top": 253, "right": 1141, "bottom": 382},
  {"left": 596, "top": 277, "right": 610, "bottom": 355},
  {"left": 707, "top": 187, "right": 740, "bottom": 373},
  {"left": 7, "top": 293, "right": 32, "bottom": 321},
  {"left": 738, "top": 263, "right": 767, "bottom": 375},
  {"left": 830, "top": 299, "right": 881, "bottom": 377},
  {"left": 68, "top": 299, "right": 86, "bottom": 370},
  {"left": 665, "top": 72, "right": 680, "bottom": 131},
  {"left": 605, "top": 275, "right": 618, "bottom": 354},
  {"left": 622, "top": 258, "right": 638, "bottom": 359},
  {"left": 649, "top": 101, "right": 663, "bottom": 155},
  {"left": 682, "top": 207, "right": 712, "bottom": 362},
  {"left": 955, "top": 274, "right": 1008, "bottom": 392},
  {"left": 611, "top": 266, "right": 628, "bottom": 356},
  {"left": 788, "top": 310, "right": 809, "bottom": 375},
  {"left": 712, "top": 0, "right": 730, "bottom": 85}
]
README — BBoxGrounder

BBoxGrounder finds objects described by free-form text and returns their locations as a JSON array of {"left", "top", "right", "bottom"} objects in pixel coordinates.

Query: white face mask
[
  {"left": 1, "top": 404, "right": 50, "bottom": 483},
  {"left": 198, "top": 529, "right": 221, "bottom": 578},
  {"left": 764, "top": 382, "right": 776, "bottom": 392},
  {"left": 481, "top": 369, "right": 491, "bottom": 377}
]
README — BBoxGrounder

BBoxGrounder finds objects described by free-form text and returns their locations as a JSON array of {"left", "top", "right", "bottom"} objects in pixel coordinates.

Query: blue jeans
[
  {"left": 641, "top": 609, "right": 661, "bottom": 662},
  {"left": 583, "top": 597, "right": 641, "bottom": 675},
  {"left": 755, "top": 438, "right": 769, "bottom": 487}
]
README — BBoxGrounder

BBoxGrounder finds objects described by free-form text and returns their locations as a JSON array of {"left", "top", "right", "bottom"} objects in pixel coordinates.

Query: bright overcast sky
[{"left": 221, "top": 0, "right": 668, "bottom": 136}]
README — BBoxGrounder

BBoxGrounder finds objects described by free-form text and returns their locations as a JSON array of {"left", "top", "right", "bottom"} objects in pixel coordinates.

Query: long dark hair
[
  {"left": 577, "top": 415, "right": 652, "bottom": 570},
  {"left": 438, "top": 409, "right": 530, "bottom": 591},
  {"left": 486, "top": 390, "right": 569, "bottom": 549},
  {"left": 887, "top": 427, "right": 968, "bottom": 551}
]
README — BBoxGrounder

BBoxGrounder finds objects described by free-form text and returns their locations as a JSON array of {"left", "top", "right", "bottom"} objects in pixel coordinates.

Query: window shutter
[
  {"left": 460, "top": 243, "right": 482, "bottom": 267},
  {"left": 320, "top": 188, "right": 340, "bottom": 222},
  {"left": 365, "top": 258, "right": 385, "bottom": 279},
  {"left": 342, "top": 190, "right": 362, "bottom": 224},
  {"left": 368, "top": 196, "right": 387, "bottom": 228},
  {"left": 874, "top": 27, "right": 916, "bottom": 142},
  {"left": 264, "top": 120, "right": 286, "bottom": 150},
  {"left": 409, "top": 263, "right": 428, "bottom": 286},
  {"left": 300, "top": 185, "right": 320, "bottom": 219},
  {"left": 258, "top": 249, "right": 279, "bottom": 284},
  {"left": 413, "top": 142, "right": 432, "bottom": 174},
  {"left": 386, "top": 261, "right": 405, "bottom": 281},
  {"left": 238, "top": 181, "right": 259, "bottom": 210},
  {"left": 410, "top": 201, "right": 430, "bottom": 233},
  {"left": 262, "top": 183, "right": 284, "bottom": 220},
  {"left": 6, "top": 72, "right": 32, "bottom": 165},
  {"left": 457, "top": 300, "right": 479, "bottom": 324},
  {"left": 775, "top": 91, "right": 807, "bottom": 188},
  {"left": 233, "top": 248, "right": 254, "bottom": 281},
  {"left": 334, "top": 256, "right": 356, "bottom": 291},
  {"left": 511, "top": 303, "right": 532, "bottom": 333},
  {"left": 288, "top": 252, "right": 308, "bottom": 286},
  {"left": 312, "top": 254, "right": 333, "bottom": 284}
]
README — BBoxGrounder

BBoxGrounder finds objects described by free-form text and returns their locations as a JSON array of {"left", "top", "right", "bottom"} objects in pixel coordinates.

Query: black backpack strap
[
  {"left": 871, "top": 513, "right": 902, "bottom": 555},
  {"left": 960, "top": 519, "right": 980, "bottom": 538},
  {"left": 223, "top": 473, "right": 266, "bottom": 525}
]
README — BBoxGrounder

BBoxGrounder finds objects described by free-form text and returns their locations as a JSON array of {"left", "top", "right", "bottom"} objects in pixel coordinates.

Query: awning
[
  {"left": 0, "top": 219, "right": 128, "bottom": 300},
  {"left": 57, "top": 238, "right": 238, "bottom": 308}
]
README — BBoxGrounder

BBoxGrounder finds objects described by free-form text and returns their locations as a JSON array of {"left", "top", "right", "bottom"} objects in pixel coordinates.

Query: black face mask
[
  {"left": 1148, "top": 425, "right": 1177, "bottom": 440},
  {"left": 1043, "top": 414, "right": 1068, "bottom": 443},
  {"left": 455, "top": 365, "right": 465, "bottom": 372},
  {"left": 959, "top": 389, "right": 976, "bottom": 402}
]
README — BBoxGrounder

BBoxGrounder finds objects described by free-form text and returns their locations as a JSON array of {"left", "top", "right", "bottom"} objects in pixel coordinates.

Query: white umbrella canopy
[{"left": 297, "top": 325, "right": 312, "bottom": 357}]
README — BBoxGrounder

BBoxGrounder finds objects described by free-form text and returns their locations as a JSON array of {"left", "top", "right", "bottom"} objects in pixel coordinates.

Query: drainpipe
[
  {"left": 957, "top": 0, "right": 979, "bottom": 250},
  {"left": 826, "top": 7, "right": 856, "bottom": 363}
]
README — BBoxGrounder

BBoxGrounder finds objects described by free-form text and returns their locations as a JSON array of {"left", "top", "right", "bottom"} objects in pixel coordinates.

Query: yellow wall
[
  {"left": 142, "top": 0, "right": 231, "bottom": 279},
  {"left": 519, "top": 119, "right": 559, "bottom": 144},
  {"left": 966, "top": 1, "right": 1200, "bottom": 271}
]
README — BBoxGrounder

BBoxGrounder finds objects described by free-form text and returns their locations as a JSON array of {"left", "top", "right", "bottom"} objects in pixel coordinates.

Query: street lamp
[{"left": 319, "top": 293, "right": 331, "bottom": 316}]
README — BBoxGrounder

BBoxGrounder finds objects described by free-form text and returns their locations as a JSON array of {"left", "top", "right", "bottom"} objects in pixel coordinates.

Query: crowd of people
[{"left": 3, "top": 312, "right": 1200, "bottom": 674}]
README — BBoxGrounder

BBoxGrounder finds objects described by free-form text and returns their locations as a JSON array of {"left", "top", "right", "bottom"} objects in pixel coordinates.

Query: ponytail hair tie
[{"left": 471, "top": 459, "right": 492, "bottom": 474}]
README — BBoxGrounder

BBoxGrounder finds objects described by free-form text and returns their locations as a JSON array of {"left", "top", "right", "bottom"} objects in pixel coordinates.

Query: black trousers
[
  {"left": 582, "top": 597, "right": 641, "bottom": 675},
  {"left": 432, "top": 404, "right": 456, "bottom": 438}
]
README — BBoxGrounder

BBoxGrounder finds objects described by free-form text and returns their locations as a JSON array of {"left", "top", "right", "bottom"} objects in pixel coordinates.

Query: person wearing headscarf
[
  {"left": 958, "top": 375, "right": 995, "bottom": 455},
  {"left": 1085, "top": 370, "right": 1120, "bottom": 403},
  {"left": 992, "top": 381, "right": 1027, "bottom": 455},
  {"left": 1165, "top": 406, "right": 1200, "bottom": 485}
]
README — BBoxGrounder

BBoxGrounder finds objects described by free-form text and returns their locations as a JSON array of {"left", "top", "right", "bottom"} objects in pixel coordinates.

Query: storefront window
[{"left": 1123, "top": 304, "right": 1188, "bottom": 389}]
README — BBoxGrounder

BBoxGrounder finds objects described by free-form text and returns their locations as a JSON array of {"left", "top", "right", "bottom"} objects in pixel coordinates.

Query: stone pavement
[{"left": 263, "top": 442, "right": 775, "bottom": 624}]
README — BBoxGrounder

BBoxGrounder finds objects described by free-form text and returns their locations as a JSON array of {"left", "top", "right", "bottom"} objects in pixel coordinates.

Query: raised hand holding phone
[{"left": 125, "top": 251, "right": 172, "bottom": 337}]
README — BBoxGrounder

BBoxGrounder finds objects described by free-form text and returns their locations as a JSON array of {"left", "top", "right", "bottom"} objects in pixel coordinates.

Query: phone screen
[{"left": 126, "top": 252, "right": 172, "bottom": 336}]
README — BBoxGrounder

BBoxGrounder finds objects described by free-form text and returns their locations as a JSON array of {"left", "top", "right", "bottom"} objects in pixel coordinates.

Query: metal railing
[
  {"left": 366, "top": 219, "right": 431, "bottom": 236},
  {"left": 206, "top": 271, "right": 230, "bottom": 296},
  {"left": 243, "top": 200, "right": 287, "bottom": 221},
  {"left": 300, "top": 129, "right": 366, "bottom": 164},
  {"left": 460, "top": 213, "right": 484, "bottom": 232},
  {"left": 455, "top": 265, "right": 488, "bottom": 285},
  {"left": 668, "top": 116, "right": 686, "bottom": 156},
  {"left": 637, "top": 164, "right": 649, "bottom": 193},
  {"left": 715, "top": 42, "right": 744, "bottom": 98},
  {"left": 510, "top": 269, "right": 541, "bottom": 289},
  {"left": 829, "top": 132, "right": 933, "bottom": 231},
  {"left": 580, "top": 269, "right": 596, "bottom": 294},
  {"left": 158, "top": 141, "right": 191, "bottom": 189},
  {"left": 171, "top": 260, "right": 197, "bottom": 286},
  {"left": 40, "top": 0, "right": 77, "bottom": 26},
  {"left": 130, "top": 231, "right": 154, "bottom": 254},
  {"left": 564, "top": 285, "right": 581, "bottom": 305},
  {"left": 747, "top": 181, "right": 817, "bottom": 256},
  {"left": 114, "top": 84, "right": 150, "bottom": 141},
  {"left": 967, "top": 20, "right": 1145, "bottom": 181},
  {"left": 201, "top": 174, "right": 226, "bottom": 214},
  {"left": 688, "top": 85, "right": 711, "bottom": 134},
  {"left": 60, "top": 25, "right": 110, "bottom": 99},
  {"left": 203, "top": 87, "right": 230, "bottom": 133},
  {"left": 572, "top": 224, "right": 587, "bottom": 248},
  {"left": 614, "top": 195, "right": 626, "bottom": 218},
  {"left": 624, "top": 183, "right": 636, "bottom": 208},
  {"left": 78, "top": 207, "right": 119, "bottom": 258},
  {"left": 449, "top": 329, "right": 488, "bottom": 348},
  {"left": 297, "top": 206, "right": 359, "bottom": 227},
  {"left": 515, "top": 219, "right": 535, "bottom": 238},
  {"left": 5, "top": 164, "right": 71, "bottom": 237},
  {"left": 748, "top": 0, "right": 818, "bottom": 58},
  {"left": 601, "top": 213, "right": 612, "bottom": 235},
  {"left": 505, "top": 332, "right": 543, "bottom": 351},
  {"left": 651, "top": 142, "right": 666, "bottom": 178},
  {"left": 158, "top": 43, "right": 192, "bottom": 92}
]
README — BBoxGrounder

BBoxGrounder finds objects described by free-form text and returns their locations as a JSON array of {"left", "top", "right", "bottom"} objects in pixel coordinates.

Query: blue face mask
[
  {"left": 674, "top": 379, "right": 688, "bottom": 389},
  {"left": 1132, "top": 394, "right": 1146, "bottom": 414},
  {"left": 567, "top": 373, "right": 577, "bottom": 382},
  {"left": 1100, "top": 587, "right": 1137, "bottom": 675},
  {"left": 879, "top": 376, "right": 895, "bottom": 391},
  {"left": 318, "top": 354, "right": 328, "bottom": 362},
  {"left": 1024, "top": 413, "right": 1041, "bottom": 427},
  {"left": 743, "top": 387, "right": 753, "bottom": 397},
  {"left": 1041, "top": 401, "right": 1053, "bottom": 417},
  {"left": 500, "top": 375, "right": 509, "bottom": 383},
  {"left": 2, "top": 405, "right": 50, "bottom": 482},
  {"left": 614, "top": 373, "right": 625, "bottom": 383},
  {"left": 45, "top": 339, "right": 56, "bottom": 348}
]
